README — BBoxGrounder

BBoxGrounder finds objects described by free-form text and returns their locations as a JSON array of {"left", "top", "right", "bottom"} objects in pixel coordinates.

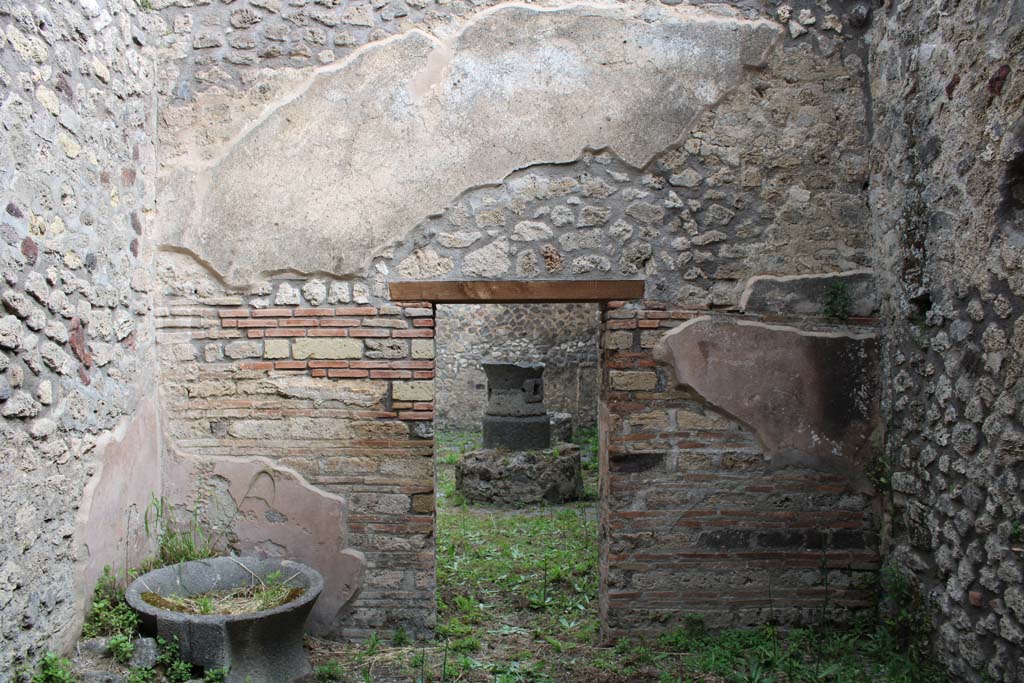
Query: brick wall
[
  {"left": 157, "top": 276, "right": 437, "bottom": 637},
  {"left": 599, "top": 301, "right": 881, "bottom": 640}
]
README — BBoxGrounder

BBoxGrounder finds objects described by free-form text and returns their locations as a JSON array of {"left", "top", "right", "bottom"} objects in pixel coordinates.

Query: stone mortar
[{"left": 126, "top": 557, "right": 322, "bottom": 683}]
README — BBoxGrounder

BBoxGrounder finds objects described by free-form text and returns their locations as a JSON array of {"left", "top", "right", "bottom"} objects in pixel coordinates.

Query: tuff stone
[{"left": 293, "top": 338, "right": 362, "bottom": 360}]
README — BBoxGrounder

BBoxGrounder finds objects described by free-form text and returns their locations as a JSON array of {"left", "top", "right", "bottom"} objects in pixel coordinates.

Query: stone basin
[{"left": 125, "top": 556, "right": 322, "bottom": 683}]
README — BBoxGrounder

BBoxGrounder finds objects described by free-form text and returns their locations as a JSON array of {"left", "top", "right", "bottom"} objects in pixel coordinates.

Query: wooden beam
[{"left": 388, "top": 280, "right": 645, "bottom": 304}]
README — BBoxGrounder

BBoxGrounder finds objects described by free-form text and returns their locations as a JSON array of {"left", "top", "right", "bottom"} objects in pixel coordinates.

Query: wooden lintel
[{"left": 388, "top": 280, "right": 645, "bottom": 304}]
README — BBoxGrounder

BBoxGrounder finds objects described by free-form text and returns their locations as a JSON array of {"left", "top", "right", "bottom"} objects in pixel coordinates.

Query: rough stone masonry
[{"left": 1, "top": 0, "right": 1022, "bottom": 681}]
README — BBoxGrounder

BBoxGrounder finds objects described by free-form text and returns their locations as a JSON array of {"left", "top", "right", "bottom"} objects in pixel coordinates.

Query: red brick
[
  {"left": 362, "top": 319, "right": 408, "bottom": 329},
  {"left": 328, "top": 369, "right": 369, "bottom": 378},
  {"left": 335, "top": 306, "right": 377, "bottom": 316},
  {"left": 218, "top": 309, "right": 250, "bottom": 318},
  {"left": 294, "top": 308, "right": 335, "bottom": 317},
  {"left": 308, "top": 361, "right": 350, "bottom": 368},
  {"left": 247, "top": 330, "right": 265, "bottom": 338},
  {"left": 238, "top": 319, "right": 279, "bottom": 328},
  {"left": 638, "top": 320, "right": 662, "bottom": 328},
  {"left": 280, "top": 319, "right": 318, "bottom": 327},
  {"left": 412, "top": 319, "right": 434, "bottom": 327},
  {"left": 311, "top": 369, "right": 327, "bottom": 377},
  {"left": 393, "top": 329, "right": 433, "bottom": 338},
  {"left": 399, "top": 411, "right": 434, "bottom": 420},
  {"left": 370, "top": 370, "right": 412, "bottom": 379},
  {"left": 265, "top": 329, "right": 307, "bottom": 337},
  {"left": 274, "top": 361, "right": 308, "bottom": 370},
  {"left": 351, "top": 361, "right": 391, "bottom": 369},
  {"left": 349, "top": 329, "right": 390, "bottom": 338},
  {"left": 412, "top": 402, "right": 434, "bottom": 410},
  {"left": 389, "top": 361, "right": 434, "bottom": 369},
  {"left": 308, "top": 329, "right": 349, "bottom": 337},
  {"left": 222, "top": 320, "right": 238, "bottom": 328},
  {"left": 413, "top": 371, "right": 434, "bottom": 379},
  {"left": 253, "top": 308, "right": 293, "bottom": 317}
]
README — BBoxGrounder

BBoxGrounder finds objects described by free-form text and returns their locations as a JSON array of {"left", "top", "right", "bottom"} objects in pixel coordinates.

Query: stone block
[
  {"left": 392, "top": 380, "right": 434, "bottom": 401},
  {"left": 609, "top": 370, "right": 658, "bottom": 391},
  {"left": 293, "top": 338, "right": 362, "bottom": 360},
  {"left": 483, "top": 414, "right": 551, "bottom": 451},
  {"left": 264, "top": 339, "right": 291, "bottom": 359},
  {"left": 605, "top": 330, "right": 634, "bottom": 350},
  {"left": 224, "top": 341, "right": 261, "bottom": 359},
  {"left": 411, "top": 339, "right": 435, "bottom": 359}
]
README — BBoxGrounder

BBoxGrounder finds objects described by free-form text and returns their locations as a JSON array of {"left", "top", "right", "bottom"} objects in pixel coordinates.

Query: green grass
[{"left": 438, "top": 504, "right": 599, "bottom": 647}]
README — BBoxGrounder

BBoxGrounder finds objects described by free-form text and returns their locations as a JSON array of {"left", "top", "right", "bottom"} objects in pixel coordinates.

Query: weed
[
  {"left": 26, "top": 653, "right": 75, "bottom": 683},
  {"left": 108, "top": 633, "right": 136, "bottom": 664},
  {"left": 573, "top": 425, "right": 599, "bottom": 459},
  {"left": 203, "top": 667, "right": 229, "bottom": 683},
  {"left": 449, "top": 636, "right": 481, "bottom": 653},
  {"left": 142, "top": 495, "right": 218, "bottom": 571},
  {"left": 365, "top": 632, "right": 381, "bottom": 656},
  {"left": 391, "top": 626, "right": 411, "bottom": 647},
  {"left": 82, "top": 566, "right": 140, "bottom": 639},
  {"left": 126, "top": 668, "right": 155, "bottom": 683},
  {"left": 166, "top": 659, "right": 194, "bottom": 683},
  {"left": 315, "top": 660, "right": 344, "bottom": 682},
  {"left": 156, "top": 636, "right": 197, "bottom": 683},
  {"left": 823, "top": 280, "right": 852, "bottom": 320}
]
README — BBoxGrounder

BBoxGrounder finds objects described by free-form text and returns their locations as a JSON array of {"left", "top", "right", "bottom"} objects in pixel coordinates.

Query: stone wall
[
  {"left": 147, "top": 0, "right": 886, "bottom": 642},
  {"left": 434, "top": 303, "right": 598, "bottom": 431},
  {"left": 0, "top": 0, "right": 159, "bottom": 674},
  {"left": 869, "top": 1, "right": 1024, "bottom": 680}
]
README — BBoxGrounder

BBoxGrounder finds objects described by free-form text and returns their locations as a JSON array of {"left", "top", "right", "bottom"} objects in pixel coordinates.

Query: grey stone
[
  {"left": 129, "top": 637, "right": 158, "bottom": 669},
  {"left": 0, "top": 315, "right": 23, "bottom": 349},
  {"left": 126, "top": 557, "right": 323, "bottom": 683},
  {"left": 2, "top": 391, "right": 40, "bottom": 418},
  {"left": 550, "top": 412, "right": 573, "bottom": 444},
  {"left": 483, "top": 362, "right": 547, "bottom": 418},
  {"left": 456, "top": 445, "right": 583, "bottom": 505},
  {"left": 739, "top": 270, "right": 879, "bottom": 318}
]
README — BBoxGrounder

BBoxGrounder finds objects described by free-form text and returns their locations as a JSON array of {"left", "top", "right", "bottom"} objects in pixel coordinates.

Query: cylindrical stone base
[{"left": 483, "top": 414, "right": 551, "bottom": 451}]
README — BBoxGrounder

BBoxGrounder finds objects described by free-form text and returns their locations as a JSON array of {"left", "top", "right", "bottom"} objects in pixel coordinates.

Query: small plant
[
  {"left": 143, "top": 495, "right": 218, "bottom": 571},
  {"left": 82, "top": 566, "right": 140, "bottom": 639},
  {"left": 365, "top": 632, "right": 381, "bottom": 656},
  {"left": 315, "top": 660, "right": 344, "bottom": 682},
  {"left": 166, "top": 659, "right": 194, "bottom": 683},
  {"left": 203, "top": 667, "right": 230, "bottom": 683},
  {"left": 108, "top": 633, "right": 136, "bottom": 664},
  {"left": 449, "top": 635, "right": 481, "bottom": 653},
  {"left": 126, "top": 669, "right": 155, "bottom": 683},
  {"left": 28, "top": 653, "right": 75, "bottom": 683},
  {"left": 392, "top": 626, "right": 411, "bottom": 646},
  {"left": 155, "top": 636, "right": 196, "bottom": 683},
  {"left": 822, "top": 281, "right": 852, "bottom": 320}
]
